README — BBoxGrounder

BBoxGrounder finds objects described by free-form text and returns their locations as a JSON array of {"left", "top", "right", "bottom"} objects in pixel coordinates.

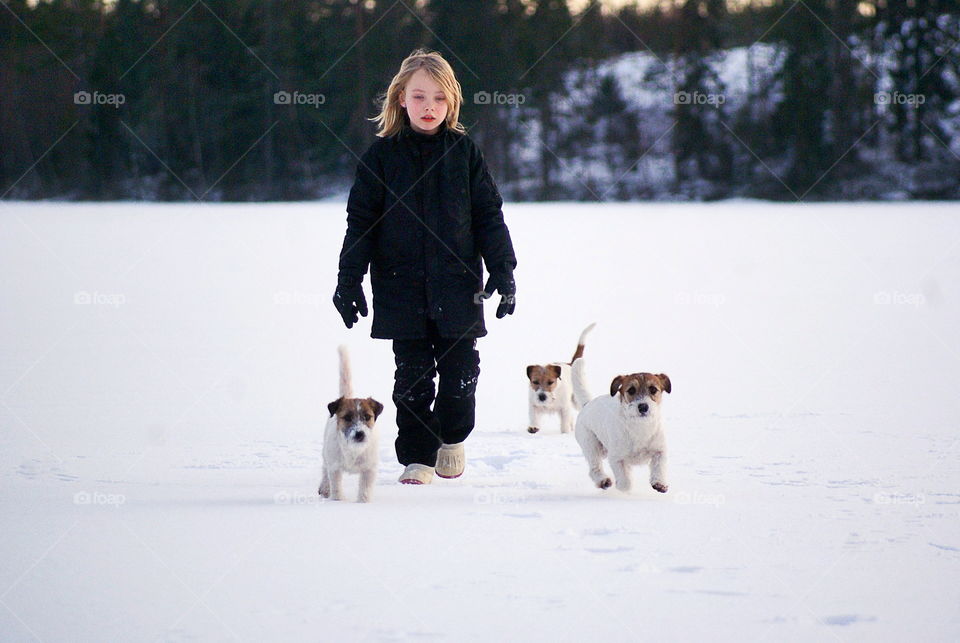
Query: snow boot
[
  {"left": 436, "top": 442, "right": 465, "bottom": 479},
  {"left": 399, "top": 463, "right": 435, "bottom": 485}
]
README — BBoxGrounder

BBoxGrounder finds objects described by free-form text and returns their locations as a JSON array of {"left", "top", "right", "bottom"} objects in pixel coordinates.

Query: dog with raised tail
[
  {"left": 319, "top": 345, "right": 384, "bottom": 503},
  {"left": 526, "top": 323, "right": 596, "bottom": 435},
  {"left": 572, "top": 355, "right": 672, "bottom": 494}
]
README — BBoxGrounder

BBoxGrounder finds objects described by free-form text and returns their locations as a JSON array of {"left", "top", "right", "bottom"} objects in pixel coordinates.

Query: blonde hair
[{"left": 371, "top": 49, "right": 466, "bottom": 137}]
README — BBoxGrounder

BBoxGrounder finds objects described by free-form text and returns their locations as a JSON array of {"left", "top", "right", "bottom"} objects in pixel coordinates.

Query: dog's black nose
[
  {"left": 354, "top": 432, "right": 366, "bottom": 442},
  {"left": 637, "top": 402, "right": 649, "bottom": 414},
  {"left": 538, "top": 393, "right": 547, "bottom": 402}
]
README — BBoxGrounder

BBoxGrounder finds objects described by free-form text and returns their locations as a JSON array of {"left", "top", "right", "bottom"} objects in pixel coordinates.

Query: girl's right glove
[
  {"left": 332, "top": 277, "right": 368, "bottom": 329},
  {"left": 482, "top": 272, "right": 516, "bottom": 319}
]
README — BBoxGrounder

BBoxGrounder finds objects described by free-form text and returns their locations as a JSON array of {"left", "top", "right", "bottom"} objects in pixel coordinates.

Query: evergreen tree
[
  {"left": 594, "top": 73, "right": 642, "bottom": 198},
  {"left": 879, "top": 0, "right": 959, "bottom": 163},
  {"left": 518, "top": 0, "right": 576, "bottom": 200},
  {"left": 426, "top": 0, "right": 521, "bottom": 181},
  {"left": 771, "top": 0, "right": 833, "bottom": 196},
  {"left": 672, "top": 0, "right": 733, "bottom": 197}
]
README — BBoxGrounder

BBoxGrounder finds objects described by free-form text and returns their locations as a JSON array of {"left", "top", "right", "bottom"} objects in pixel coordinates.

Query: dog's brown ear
[
  {"left": 368, "top": 398, "right": 384, "bottom": 419},
  {"left": 546, "top": 364, "right": 561, "bottom": 379},
  {"left": 327, "top": 397, "right": 342, "bottom": 417},
  {"left": 609, "top": 375, "right": 624, "bottom": 397},
  {"left": 526, "top": 365, "right": 538, "bottom": 380},
  {"left": 657, "top": 374, "right": 671, "bottom": 394}
]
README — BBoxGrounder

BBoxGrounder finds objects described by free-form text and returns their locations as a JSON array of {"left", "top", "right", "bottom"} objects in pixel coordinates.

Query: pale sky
[
  {"left": 36, "top": 0, "right": 775, "bottom": 14},
  {"left": 568, "top": 0, "right": 652, "bottom": 12},
  {"left": 32, "top": 0, "right": 785, "bottom": 17},
  {"left": 569, "top": 0, "right": 777, "bottom": 12}
]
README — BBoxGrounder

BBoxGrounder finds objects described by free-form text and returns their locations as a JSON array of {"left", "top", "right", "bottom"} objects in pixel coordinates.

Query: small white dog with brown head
[
  {"left": 526, "top": 323, "right": 596, "bottom": 434},
  {"left": 319, "top": 346, "right": 383, "bottom": 503},
  {"left": 572, "top": 357, "right": 672, "bottom": 494}
]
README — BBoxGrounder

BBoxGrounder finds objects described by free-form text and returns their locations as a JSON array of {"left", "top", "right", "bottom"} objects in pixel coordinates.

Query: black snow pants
[{"left": 392, "top": 319, "right": 481, "bottom": 467}]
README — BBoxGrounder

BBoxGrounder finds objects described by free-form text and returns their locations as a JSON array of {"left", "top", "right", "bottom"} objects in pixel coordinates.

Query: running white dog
[
  {"left": 319, "top": 346, "right": 383, "bottom": 503},
  {"left": 525, "top": 323, "right": 596, "bottom": 434},
  {"left": 572, "top": 357, "right": 672, "bottom": 493}
]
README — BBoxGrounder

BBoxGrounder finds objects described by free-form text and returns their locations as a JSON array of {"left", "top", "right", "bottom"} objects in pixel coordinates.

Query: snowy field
[{"left": 1, "top": 200, "right": 958, "bottom": 642}]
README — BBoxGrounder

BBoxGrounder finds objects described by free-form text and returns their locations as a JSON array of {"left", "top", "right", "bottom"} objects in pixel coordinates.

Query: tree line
[{"left": 1, "top": 0, "right": 958, "bottom": 201}]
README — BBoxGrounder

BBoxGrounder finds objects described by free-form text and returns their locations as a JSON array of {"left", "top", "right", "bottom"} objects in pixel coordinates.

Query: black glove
[
  {"left": 332, "top": 277, "right": 368, "bottom": 329},
  {"left": 481, "top": 271, "right": 516, "bottom": 319}
]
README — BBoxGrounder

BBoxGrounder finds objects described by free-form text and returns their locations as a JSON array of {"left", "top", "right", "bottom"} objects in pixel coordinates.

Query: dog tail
[
  {"left": 570, "top": 322, "right": 596, "bottom": 363},
  {"left": 337, "top": 345, "right": 353, "bottom": 398},
  {"left": 572, "top": 356, "right": 592, "bottom": 410}
]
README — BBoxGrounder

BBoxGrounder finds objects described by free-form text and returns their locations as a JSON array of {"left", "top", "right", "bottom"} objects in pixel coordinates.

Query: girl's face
[{"left": 399, "top": 68, "right": 448, "bottom": 135}]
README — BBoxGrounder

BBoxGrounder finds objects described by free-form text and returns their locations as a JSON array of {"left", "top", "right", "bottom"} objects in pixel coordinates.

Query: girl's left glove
[
  {"left": 482, "top": 271, "right": 516, "bottom": 318},
  {"left": 332, "top": 277, "right": 368, "bottom": 329}
]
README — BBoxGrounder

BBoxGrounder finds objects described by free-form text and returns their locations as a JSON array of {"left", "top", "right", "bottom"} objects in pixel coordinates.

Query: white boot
[
  {"left": 399, "top": 463, "right": 435, "bottom": 485},
  {"left": 436, "top": 442, "right": 465, "bottom": 479}
]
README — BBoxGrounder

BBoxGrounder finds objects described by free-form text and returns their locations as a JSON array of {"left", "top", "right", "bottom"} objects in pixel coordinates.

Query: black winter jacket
[{"left": 337, "top": 121, "right": 517, "bottom": 340}]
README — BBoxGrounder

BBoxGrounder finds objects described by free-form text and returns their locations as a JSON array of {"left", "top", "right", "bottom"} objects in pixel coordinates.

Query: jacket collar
[{"left": 399, "top": 118, "right": 447, "bottom": 143}]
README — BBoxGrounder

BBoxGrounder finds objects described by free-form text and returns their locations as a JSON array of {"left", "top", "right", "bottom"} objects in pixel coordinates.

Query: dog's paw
[
  {"left": 615, "top": 479, "right": 632, "bottom": 492},
  {"left": 598, "top": 478, "right": 613, "bottom": 490},
  {"left": 527, "top": 426, "right": 540, "bottom": 434},
  {"left": 318, "top": 484, "right": 329, "bottom": 498},
  {"left": 651, "top": 482, "right": 668, "bottom": 493}
]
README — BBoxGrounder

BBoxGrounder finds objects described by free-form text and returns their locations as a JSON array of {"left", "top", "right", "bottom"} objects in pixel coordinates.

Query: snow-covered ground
[{"left": 1, "top": 200, "right": 958, "bottom": 642}]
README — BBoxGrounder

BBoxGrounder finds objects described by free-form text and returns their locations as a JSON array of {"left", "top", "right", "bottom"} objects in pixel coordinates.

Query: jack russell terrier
[
  {"left": 319, "top": 346, "right": 383, "bottom": 503},
  {"left": 572, "top": 356, "right": 672, "bottom": 494},
  {"left": 526, "top": 323, "right": 596, "bottom": 435}
]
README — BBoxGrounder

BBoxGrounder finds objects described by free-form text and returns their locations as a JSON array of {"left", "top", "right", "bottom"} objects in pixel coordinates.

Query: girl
[{"left": 333, "top": 49, "right": 517, "bottom": 485}]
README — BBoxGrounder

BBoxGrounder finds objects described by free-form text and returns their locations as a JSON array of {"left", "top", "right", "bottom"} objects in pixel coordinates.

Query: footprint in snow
[{"left": 823, "top": 614, "right": 877, "bottom": 626}]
